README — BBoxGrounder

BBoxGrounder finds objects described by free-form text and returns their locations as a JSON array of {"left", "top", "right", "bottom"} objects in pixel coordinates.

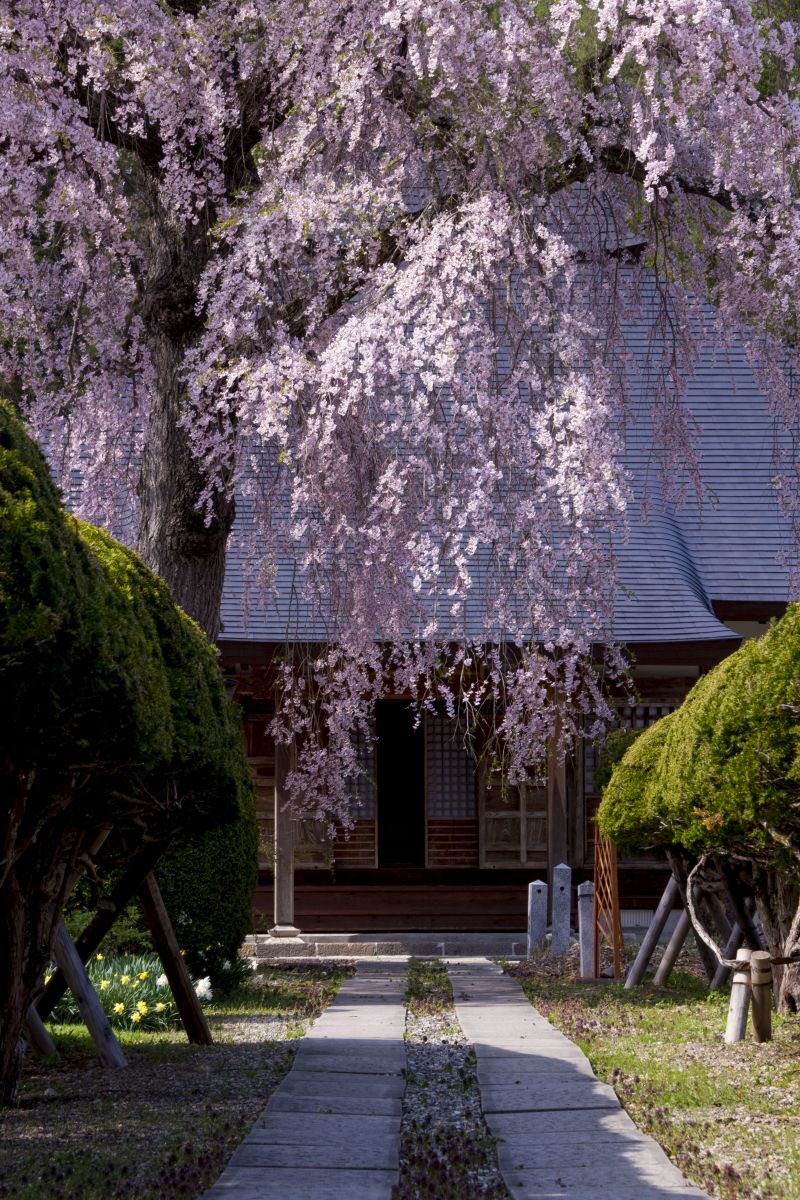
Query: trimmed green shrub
[
  {"left": 596, "top": 713, "right": 674, "bottom": 855},
  {"left": 0, "top": 399, "right": 254, "bottom": 1101},
  {"left": 598, "top": 605, "right": 800, "bottom": 869}
]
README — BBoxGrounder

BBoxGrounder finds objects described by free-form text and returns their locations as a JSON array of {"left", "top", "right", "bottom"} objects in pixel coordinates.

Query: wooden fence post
[
  {"left": 138, "top": 873, "right": 212, "bottom": 1046},
  {"left": 750, "top": 951, "right": 773, "bottom": 1043},
  {"left": 724, "top": 947, "right": 752, "bottom": 1044}
]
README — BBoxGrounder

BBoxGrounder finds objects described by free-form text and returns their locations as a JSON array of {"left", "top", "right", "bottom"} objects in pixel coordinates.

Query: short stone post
[
  {"left": 551, "top": 863, "right": 572, "bottom": 957},
  {"left": 750, "top": 951, "right": 773, "bottom": 1043},
  {"left": 577, "top": 881, "right": 594, "bottom": 978},
  {"left": 527, "top": 881, "right": 548, "bottom": 957},
  {"left": 724, "top": 946, "right": 752, "bottom": 1044}
]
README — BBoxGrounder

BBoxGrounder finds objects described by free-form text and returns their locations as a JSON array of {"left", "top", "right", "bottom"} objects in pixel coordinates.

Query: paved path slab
[
  {"left": 448, "top": 960, "right": 709, "bottom": 1200},
  {"left": 203, "top": 963, "right": 407, "bottom": 1199}
]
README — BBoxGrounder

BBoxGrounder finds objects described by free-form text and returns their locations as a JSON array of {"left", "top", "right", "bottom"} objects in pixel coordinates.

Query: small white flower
[
  {"left": 194, "top": 976, "right": 212, "bottom": 1000},
  {"left": 156, "top": 974, "right": 168, "bottom": 988}
]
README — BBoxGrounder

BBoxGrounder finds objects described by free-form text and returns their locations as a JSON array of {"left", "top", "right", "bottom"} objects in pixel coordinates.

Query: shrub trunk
[{"left": 755, "top": 869, "right": 800, "bottom": 1014}]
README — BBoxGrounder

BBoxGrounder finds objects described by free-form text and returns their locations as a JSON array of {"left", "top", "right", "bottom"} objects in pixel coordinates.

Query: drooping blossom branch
[{"left": 2, "top": 1, "right": 799, "bottom": 822}]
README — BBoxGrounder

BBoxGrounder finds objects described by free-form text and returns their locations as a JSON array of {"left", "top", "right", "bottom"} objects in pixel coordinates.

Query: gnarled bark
[{"left": 136, "top": 185, "right": 234, "bottom": 641}]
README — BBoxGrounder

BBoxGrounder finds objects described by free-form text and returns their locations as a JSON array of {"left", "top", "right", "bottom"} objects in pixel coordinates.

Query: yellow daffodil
[
  {"left": 179, "top": 950, "right": 186, "bottom": 956},
  {"left": 95, "top": 953, "right": 104, "bottom": 961},
  {"left": 131, "top": 1012, "right": 142, "bottom": 1024},
  {"left": 138, "top": 970, "right": 148, "bottom": 980},
  {"left": 136, "top": 1001, "right": 148, "bottom": 1014},
  {"left": 131, "top": 979, "right": 139, "bottom": 988},
  {"left": 99, "top": 980, "right": 110, "bottom": 991},
  {"left": 44, "top": 974, "right": 52, "bottom": 986},
  {"left": 155, "top": 1002, "right": 166, "bottom": 1013},
  {"left": 120, "top": 975, "right": 130, "bottom": 984},
  {"left": 113, "top": 1003, "right": 124, "bottom": 1014}
]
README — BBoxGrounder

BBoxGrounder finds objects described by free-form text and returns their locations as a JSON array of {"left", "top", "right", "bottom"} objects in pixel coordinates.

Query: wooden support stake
[
  {"left": 720, "top": 867, "right": 763, "bottom": 952},
  {"left": 711, "top": 923, "right": 745, "bottom": 992},
  {"left": 23, "top": 1005, "right": 56, "bottom": 1059},
  {"left": 724, "top": 947, "right": 752, "bottom": 1044},
  {"left": 138, "top": 873, "right": 212, "bottom": 1046},
  {"left": 750, "top": 950, "right": 773, "bottom": 1043},
  {"left": 653, "top": 908, "right": 691, "bottom": 986},
  {"left": 625, "top": 876, "right": 680, "bottom": 989},
  {"left": 52, "top": 920, "right": 127, "bottom": 1068},
  {"left": 38, "top": 841, "right": 168, "bottom": 1021}
]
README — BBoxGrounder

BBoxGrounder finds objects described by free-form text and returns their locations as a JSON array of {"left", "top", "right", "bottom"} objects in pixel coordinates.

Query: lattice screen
[
  {"left": 347, "top": 724, "right": 377, "bottom": 818},
  {"left": 426, "top": 715, "right": 478, "bottom": 818},
  {"left": 584, "top": 703, "right": 676, "bottom": 796}
]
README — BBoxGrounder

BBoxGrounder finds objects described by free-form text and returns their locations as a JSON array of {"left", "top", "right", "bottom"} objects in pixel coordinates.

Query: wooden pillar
[
  {"left": 547, "top": 728, "right": 569, "bottom": 899},
  {"left": 750, "top": 951, "right": 773, "bottom": 1043},
  {"left": 272, "top": 738, "right": 300, "bottom": 937},
  {"left": 725, "top": 946, "right": 752, "bottom": 1044}
]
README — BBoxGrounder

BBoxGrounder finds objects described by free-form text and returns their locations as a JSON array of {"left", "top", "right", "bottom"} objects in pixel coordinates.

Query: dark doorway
[{"left": 376, "top": 700, "right": 425, "bottom": 867}]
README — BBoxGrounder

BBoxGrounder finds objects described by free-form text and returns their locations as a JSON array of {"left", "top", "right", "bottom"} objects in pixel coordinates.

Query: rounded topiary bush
[
  {"left": 596, "top": 713, "right": 674, "bottom": 856},
  {"left": 598, "top": 605, "right": 800, "bottom": 1010},
  {"left": 0, "top": 398, "right": 256, "bottom": 1100}
]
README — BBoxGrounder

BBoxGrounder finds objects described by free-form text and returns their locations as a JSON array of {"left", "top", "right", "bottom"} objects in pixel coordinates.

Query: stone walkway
[
  {"left": 448, "top": 959, "right": 709, "bottom": 1200},
  {"left": 203, "top": 963, "right": 407, "bottom": 1199},
  {"left": 203, "top": 956, "right": 709, "bottom": 1200}
]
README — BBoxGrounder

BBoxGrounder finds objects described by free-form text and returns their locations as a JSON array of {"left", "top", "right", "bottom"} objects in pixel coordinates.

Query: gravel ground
[{"left": 393, "top": 960, "right": 511, "bottom": 1200}]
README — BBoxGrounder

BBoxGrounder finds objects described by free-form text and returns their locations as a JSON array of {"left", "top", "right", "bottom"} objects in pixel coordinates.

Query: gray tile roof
[{"left": 220, "top": 326, "right": 791, "bottom": 649}]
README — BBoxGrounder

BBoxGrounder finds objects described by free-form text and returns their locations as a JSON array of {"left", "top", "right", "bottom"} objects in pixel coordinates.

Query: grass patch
[
  {"left": 405, "top": 957, "right": 453, "bottom": 1017},
  {"left": 0, "top": 962, "right": 353, "bottom": 1200},
  {"left": 507, "top": 957, "right": 800, "bottom": 1200}
]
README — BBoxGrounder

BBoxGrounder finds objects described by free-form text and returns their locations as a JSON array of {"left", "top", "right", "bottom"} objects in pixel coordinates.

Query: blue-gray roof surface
[{"left": 220, "top": 324, "right": 792, "bottom": 648}]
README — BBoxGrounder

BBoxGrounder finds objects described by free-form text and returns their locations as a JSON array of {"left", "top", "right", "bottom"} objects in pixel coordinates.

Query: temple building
[{"left": 218, "top": 330, "right": 791, "bottom": 935}]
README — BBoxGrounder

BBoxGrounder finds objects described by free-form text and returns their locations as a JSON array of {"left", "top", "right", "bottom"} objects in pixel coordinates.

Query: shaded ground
[
  {"left": 507, "top": 945, "right": 800, "bottom": 1200},
  {"left": 0, "top": 963, "right": 353, "bottom": 1200}
]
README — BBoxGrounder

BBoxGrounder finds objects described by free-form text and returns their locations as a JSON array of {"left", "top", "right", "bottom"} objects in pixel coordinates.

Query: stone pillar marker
[
  {"left": 272, "top": 737, "right": 301, "bottom": 937},
  {"left": 577, "top": 881, "right": 594, "bottom": 978},
  {"left": 551, "top": 863, "right": 572, "bottom": 957},
  {"left": 527, "top": 881, "right": 548, "bottom": 957}
]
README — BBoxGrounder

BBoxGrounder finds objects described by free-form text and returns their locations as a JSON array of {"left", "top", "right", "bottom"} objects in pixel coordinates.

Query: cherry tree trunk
[{"left": 136, "top": 189, "right": 235, "bottom": 641}]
